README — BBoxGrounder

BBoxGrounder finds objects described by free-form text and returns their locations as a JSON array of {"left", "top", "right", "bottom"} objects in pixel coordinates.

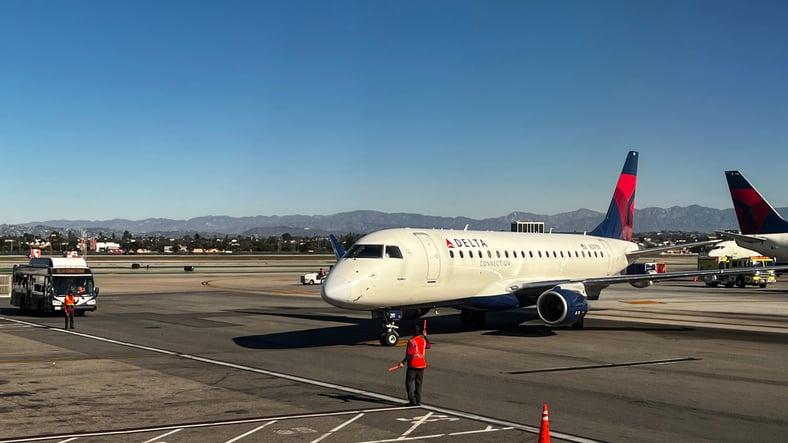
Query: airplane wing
[
  {"left": 625, "top": 239, "right": 720, "bottom": 259},
  {"left": 503, "top": 264, "right": 788, "bottom": 299},
  {"left": 715, "top": 230, "right": 768, "bottom": 245}
]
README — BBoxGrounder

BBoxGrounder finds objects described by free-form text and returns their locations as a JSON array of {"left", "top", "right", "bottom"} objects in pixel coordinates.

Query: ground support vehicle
[
  {"left": 10, "top": 257, "right": 99, "bottom": 314},
  {"left": 300, "top": 272, "right": 325, "bottom": 285},
  {"left": 697, "top": 255, "right": 776, "bottom": 288}
]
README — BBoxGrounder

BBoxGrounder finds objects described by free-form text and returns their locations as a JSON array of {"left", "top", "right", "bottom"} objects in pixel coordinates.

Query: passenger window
[
  {"left": 469, "top": 250, "right": 474, "bottom": 258},
  {"left": 460, "top": 251, "right": 465, "bottom": 258},
  {"left": 449, "top": 250, "right": 455, "bottom": 258}
]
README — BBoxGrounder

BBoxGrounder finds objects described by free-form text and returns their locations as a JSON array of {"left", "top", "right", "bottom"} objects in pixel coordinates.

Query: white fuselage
[
  {"left": 321, "top": 228, "right": 639, "bottom": 310},
  {"left": 733, "top": 233, "right": 788, "bottom": 259}
]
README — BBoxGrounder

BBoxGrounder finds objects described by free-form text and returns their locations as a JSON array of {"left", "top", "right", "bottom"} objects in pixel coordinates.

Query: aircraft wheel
[
  {"left": 571, "top": 319, "right": 585, "bottom": 330},
  {"left": 380, "top": 330, "right": 399, "bottom": 346}
]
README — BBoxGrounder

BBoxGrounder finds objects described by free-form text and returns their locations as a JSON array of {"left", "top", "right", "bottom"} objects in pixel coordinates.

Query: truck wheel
[
  {"left": 759, "top": 283, "right": 767, "bottom": 288},
  {"left": 308, "top": 280, "right": 315, "bottom": 285},
  {"left": 736, "top": 276, "right": 745, "bottom": 288}
]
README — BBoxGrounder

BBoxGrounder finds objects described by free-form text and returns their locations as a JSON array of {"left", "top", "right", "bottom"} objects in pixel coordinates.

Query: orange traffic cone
[{"left": 538, "top": 403, "right": 550, "bottom": 443}]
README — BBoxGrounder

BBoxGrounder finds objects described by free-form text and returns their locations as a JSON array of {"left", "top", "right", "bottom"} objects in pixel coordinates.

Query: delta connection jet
[
  {"left": 322, "top": 152, "right": 784, "bottom": 346},
  {"left": 719, "top": 170, "right": 788, "bottom": 259}
]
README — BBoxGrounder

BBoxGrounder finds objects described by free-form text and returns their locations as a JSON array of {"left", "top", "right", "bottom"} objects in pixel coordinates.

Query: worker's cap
[{"left": 413, "top": 324, "right": 422, "bottom": 335}]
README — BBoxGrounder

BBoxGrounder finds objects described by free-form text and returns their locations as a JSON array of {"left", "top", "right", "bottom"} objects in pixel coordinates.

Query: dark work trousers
[
  {"left": 64, "top": 309, "right": 74, "bottom": 329},
  {"left": 405, "top": 367, "right": 424, "bottom": 405}
]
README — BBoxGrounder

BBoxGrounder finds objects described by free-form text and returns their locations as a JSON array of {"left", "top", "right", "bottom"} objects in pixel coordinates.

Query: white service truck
[{"left": 300, "top": 270, "right": 327, "bottom": 285}]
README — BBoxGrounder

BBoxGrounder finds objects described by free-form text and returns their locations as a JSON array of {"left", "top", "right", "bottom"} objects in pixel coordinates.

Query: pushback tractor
[{"left": 10, "top": 257, "right": 99, "bottom": 314}]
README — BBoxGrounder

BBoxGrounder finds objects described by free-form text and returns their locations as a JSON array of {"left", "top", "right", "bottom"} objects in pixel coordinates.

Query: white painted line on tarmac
[
  {"left": 310, "top": 413, "right": 365, "bottom": 443},
  {"left": 223, "top": 421, "right": 276, "bottom": 443},
  {"left": 0, "top": 315, "right": 602, "bottom": 443},
  {"left": 140, "top": 428, "right": 182, "bottom": 443}
]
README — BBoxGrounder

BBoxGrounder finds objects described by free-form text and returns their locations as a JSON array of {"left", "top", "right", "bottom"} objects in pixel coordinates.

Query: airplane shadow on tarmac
[{"left": 231, "top": 309, "right": 566, "bottom": 349}]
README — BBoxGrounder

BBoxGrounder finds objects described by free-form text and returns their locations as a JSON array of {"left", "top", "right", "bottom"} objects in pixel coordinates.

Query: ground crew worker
[
  {"left": 398, "top": 324, "right": 430, "bottom": 406},
  {"left": 64, "top": 290, "right": 76, "bottom": 329},
  {"left": 317, "top": 268, "right": 327, "bottom": 280}
]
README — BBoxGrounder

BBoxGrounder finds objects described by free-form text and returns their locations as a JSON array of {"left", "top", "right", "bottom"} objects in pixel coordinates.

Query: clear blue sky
[{"left": 2, "top": 0, "right": 787, "bottom": 224}]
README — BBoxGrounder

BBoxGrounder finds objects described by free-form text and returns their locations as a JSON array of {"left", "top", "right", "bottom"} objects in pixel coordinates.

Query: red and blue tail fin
[
  {"left": 590, "top": 151, "right": 638, "bottom": 241},
  {"left": 725, "top": 171, "right": 788, "bottom": 235}
]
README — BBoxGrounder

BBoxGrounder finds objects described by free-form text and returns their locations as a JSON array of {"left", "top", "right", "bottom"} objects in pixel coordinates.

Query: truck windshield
[{"left": 52, "top": 276, "right": 95, "bottom": 296}]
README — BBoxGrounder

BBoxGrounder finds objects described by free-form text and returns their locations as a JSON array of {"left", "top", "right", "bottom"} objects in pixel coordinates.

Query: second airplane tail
[
  {"left": 725, "top": 170, "right": 788, "bottom": 235},
  {"left": 590, "top": 151, "right": 638, "bottom": 242}
]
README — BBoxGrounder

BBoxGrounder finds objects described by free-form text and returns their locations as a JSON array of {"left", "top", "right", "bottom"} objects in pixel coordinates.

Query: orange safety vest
[
  {"left": 64, "top": 295, "right": 76, "bottom": 313},
  {"left": 405, "top": 335, "right": 430, "bottom": 369}
]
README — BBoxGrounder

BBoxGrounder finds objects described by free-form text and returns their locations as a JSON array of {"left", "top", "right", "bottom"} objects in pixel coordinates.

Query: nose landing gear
[
  {"left": 375, "top": 310, "right": 402, "bottom": 346},
  {"left": 380, "top": 323, "right": 400, "bottom": 346}
]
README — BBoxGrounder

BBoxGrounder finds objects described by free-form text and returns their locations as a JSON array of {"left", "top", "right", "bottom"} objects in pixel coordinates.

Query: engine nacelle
[
  {"left": 536, "top": 284, "right": 589, "bottom": 326},
  {"left": 629, "top": 279, "right": 653, "bottom": 288}
]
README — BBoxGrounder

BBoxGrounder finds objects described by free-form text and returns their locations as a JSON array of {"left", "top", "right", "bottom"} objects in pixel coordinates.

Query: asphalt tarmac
[{"left": 1, "top": 257, "right": 787, "bottom": 442}]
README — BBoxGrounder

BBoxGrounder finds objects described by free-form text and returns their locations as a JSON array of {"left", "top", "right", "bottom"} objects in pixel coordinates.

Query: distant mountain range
[{"left": 1, "top": 205, "right": 777, "bottom": 238}]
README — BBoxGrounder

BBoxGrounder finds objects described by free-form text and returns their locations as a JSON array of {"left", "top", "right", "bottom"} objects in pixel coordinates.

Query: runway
[{"left": 1, "top": 258, "right": 787, "bottom": 442}]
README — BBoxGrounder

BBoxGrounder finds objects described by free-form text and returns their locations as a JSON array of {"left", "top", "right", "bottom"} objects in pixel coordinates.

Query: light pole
[{"left": 4, "top": 239, "right": 14, "bottom": 254}]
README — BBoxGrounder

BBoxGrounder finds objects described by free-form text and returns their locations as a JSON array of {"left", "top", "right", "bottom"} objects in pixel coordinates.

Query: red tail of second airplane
[{"left": 725, "top": 170, "right": 788, "bottom": 235}]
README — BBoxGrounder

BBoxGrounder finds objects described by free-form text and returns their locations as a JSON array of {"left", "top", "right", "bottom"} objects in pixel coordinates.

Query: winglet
[
  {"left": 726, "top": 171, "right": 788, "bottom": 235},
  {"left": 329, "top": 234, "right": 345, "bottom": 260},
  {"left": 590, "top": 151, "right": 638, "bottom": 241}
]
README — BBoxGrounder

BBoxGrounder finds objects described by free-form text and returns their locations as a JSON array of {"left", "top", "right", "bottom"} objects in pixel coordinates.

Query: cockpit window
[
  {"left": 385, "top": 245, "right": 403, "bottom": 259},
  {"left": 346, "top": 244, "right": 384, "bottom": 259}
]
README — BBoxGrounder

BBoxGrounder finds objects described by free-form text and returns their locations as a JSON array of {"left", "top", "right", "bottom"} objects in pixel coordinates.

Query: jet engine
[
  {"left": 629, "top": 279, "right": 653, "bottom": 288},
  {"left": 536, "top": 284, "right": 589, "bottom": 326}
]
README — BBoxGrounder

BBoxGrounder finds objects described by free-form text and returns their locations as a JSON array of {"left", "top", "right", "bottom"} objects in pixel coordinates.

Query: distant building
[
  {"left": 511, "top": 221, "right": 545, "bottom": 233},
  {"left": 95, "top": 241, "right": 121, "bottom": 253}
]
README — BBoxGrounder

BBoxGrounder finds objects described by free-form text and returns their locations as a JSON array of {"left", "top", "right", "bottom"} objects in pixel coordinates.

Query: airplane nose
[{"left": 321, "top": 274, "right": 351, "bottom": 308}]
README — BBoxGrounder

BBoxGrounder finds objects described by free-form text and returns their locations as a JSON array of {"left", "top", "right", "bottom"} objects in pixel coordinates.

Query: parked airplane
[
  {"left": 321, "top": 153, "right": 784, "bottom": 345},
  {"left": 705, "top": 240, "right": 761, "bottom": 258},
  {"left": 721, "top": 170, "right": 788, "bottom": 259}
]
